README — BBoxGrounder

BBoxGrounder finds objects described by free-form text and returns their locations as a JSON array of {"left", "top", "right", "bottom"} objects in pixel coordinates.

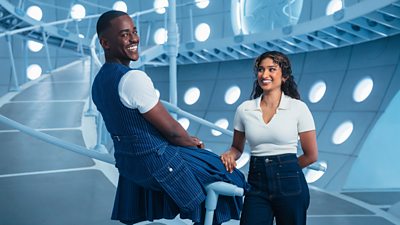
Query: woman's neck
[{"left": 262, "top": 90, "right": 282, "bottom": 107}]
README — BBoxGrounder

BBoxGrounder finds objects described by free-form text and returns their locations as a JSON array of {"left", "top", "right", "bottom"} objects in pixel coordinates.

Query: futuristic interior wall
[
  {"left": 346, "top": 89, "right": 400, "bottom": 189},
  {"left": 145, "top": 33, "right": 400, "bottom": 191},
  {"left": 1, "top": 0, "right": 400, "bottom": 224}
]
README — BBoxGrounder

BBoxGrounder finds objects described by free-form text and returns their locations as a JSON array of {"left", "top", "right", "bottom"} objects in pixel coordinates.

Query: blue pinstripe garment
[{"left": 92, "top": 62, "right": 248, "bottom": 225}]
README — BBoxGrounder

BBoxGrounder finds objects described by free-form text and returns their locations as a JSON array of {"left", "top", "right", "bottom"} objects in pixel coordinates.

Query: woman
[{"left": 221, "top": 51, "right": 318, "bottom": 225}]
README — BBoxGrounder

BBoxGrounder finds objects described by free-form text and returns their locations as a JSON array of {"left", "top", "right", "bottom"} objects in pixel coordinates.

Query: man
[{"left": 92, "top": 10, "right": 247, "bottom": 225}]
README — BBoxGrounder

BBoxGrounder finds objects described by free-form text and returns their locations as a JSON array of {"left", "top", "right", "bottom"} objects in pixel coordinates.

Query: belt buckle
[{"left": 265, "top": 158, "right": 272, "bottom": 163}]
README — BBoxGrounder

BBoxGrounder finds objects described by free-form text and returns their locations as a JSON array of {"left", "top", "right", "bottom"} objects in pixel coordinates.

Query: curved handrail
[
  {"left": 0, "top": 13, "right": 99, "bottom": 38},
  {"left": 0, "top": 0, "right": 174, "bottom": 56},
  {"left": 0, "top": 114, "right": 115, "bottom": 164},
  {"left": 0, "top": 1, "right": 163, "bottom": 38},
  {"left": 90, "top": 33, "right": 102, "bottom": 67},
  {"left": 161, "top": 100, "right": 233, "bottom": 136},
  {"left": 0, "top": 101, "right": 327, "bottom": 172}
]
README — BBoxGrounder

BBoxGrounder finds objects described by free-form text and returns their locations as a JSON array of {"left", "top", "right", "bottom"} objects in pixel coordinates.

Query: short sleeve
[
  {"left": 118, "top": 70, "right": 159, "bottom": 113},
  {"left": 234, "top": 104, "right": 245, "bottom": 132},
  {"left": 297, "top": 101, "right": 315, "bottom": 133}
]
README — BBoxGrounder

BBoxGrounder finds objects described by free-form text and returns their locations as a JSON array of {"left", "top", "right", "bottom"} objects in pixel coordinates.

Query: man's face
[{"left": 101, "top": 15, "right": 139, "bottom": 66}]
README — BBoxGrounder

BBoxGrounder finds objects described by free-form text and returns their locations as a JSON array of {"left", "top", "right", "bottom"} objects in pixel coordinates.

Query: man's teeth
[{"left": 127, "top": 45, "right": 137, "bottom": 51}]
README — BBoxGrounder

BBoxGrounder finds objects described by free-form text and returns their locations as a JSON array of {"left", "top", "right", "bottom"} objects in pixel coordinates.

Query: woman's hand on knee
[{"left": 220, "top": 149, "right": 239, "bottom": 173}]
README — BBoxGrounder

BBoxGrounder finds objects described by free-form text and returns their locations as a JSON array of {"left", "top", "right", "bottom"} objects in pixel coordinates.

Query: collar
[{"left": 247, "top": 92, "right": 290, "bottom": 111}]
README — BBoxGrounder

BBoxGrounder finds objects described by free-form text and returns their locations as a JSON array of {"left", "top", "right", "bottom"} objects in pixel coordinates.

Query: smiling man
[
  {"left": 97, "top": 12, "right": 139, "bottom": 65},
  {"left": 91, "top": 10, "right": 247, "bottom": 225}
]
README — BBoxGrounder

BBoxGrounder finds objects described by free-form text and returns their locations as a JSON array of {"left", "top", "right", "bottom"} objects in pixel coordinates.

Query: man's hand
[{"left": 191, "top": 136, "right": 204, "bottom": 149}]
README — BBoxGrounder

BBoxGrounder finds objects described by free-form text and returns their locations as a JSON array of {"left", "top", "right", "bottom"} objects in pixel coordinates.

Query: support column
[
  {"left": 167, "top": 0, "right": 178, "bottom": 118},
  {"left": 41, "top": 29, "right": 53, "bottom": 72},
  {"left": 23, "top": 39, "right": 28, "bottom": 84},
  {"left": 6, "top": 35, "right": 20, "bottom": 91}
]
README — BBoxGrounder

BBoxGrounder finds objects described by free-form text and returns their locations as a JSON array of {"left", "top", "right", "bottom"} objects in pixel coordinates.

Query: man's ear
[{"left": 99, "top": 36, "right": 110, "bottom": 50}]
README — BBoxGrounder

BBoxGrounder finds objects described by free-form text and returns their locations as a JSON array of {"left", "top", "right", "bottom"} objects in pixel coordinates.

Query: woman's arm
[
  {"left": 221, "top": 130, "right": 246, "bottom": 172},
  {"left": 142, "top": 101, "right": 201, "bottom": 147},
  {"left": 297, "top": 130, "right": 318, "bottom": 168}
]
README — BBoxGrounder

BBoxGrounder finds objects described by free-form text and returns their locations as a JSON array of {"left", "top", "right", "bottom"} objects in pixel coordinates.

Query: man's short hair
[{"left": 96, "top": 10, "right": 129, "bottom": 37}]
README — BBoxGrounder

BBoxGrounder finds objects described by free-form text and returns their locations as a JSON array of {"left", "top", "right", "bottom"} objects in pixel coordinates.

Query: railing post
[
  {"left": 41, "top": 29, "right": 53, "bottom": 73},
  {"left": 6, "top": 35, "right": 20, "bottom": 92},
  {"left": 74, "top": 20, "right": 85, "bottom": 57},
  {"left": 204, "top": 182, "right": 244, "bottom": 225},
  {"left": 85, "top": 55, "right": 97, "bottom": 116},
  {"left": 93, "top": 113, "right": 108, "bottom": 153}
]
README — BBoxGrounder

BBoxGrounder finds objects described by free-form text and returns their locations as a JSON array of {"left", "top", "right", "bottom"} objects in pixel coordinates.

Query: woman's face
[{"left": 256, "top": 57, "right": 286, "bottom": 94}]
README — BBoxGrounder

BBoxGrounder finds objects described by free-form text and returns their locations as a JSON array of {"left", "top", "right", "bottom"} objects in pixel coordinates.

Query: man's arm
[{"left": 143, "top": 101, "right": 201, "bottom": 147}]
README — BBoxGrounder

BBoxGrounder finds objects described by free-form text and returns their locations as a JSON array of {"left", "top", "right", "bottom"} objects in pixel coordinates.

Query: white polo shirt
[
  {"left": 118, "top": 70, "right": 159, "bottom": 113},
  {"left": 234, "top": 93, "right": 315, "bottom": 156}
]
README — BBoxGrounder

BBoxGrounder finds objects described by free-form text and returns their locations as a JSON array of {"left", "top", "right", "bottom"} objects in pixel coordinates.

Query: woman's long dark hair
[{"left": 250, "top": 51, "right": 300, "bottom": 100}]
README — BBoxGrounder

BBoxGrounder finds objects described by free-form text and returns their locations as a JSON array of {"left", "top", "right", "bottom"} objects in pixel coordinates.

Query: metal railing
[{"left": 0, "top": 114, "right": 114, "bottom": 164}]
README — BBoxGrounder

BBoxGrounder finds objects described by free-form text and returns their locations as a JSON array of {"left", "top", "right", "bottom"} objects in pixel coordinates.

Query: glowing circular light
[
  {"left": 184, "top": 87, "right": 200, "bottom": 105},
  {"left": 178, "top": 118, "right": 190, "bottom": 130},
  {"left": 225, "top": 85, "right": 241, "bottom": 105},
  {"left": 309, "top": 80, "right": 326, "bottom": 103},
  {"left": 113, "top": 1, "right": 128, "bottom": 12},
  {"left": 332, "top": 121, "right": 353, "bottom": 145},
  {"left": 78, "top": 34, "right": 85, "bottom": 38},
  {"left": 154, "top": 0, "right": 168, "bottom": 14},
  {"left": 70, "top": 4, "right": 86, "bottom": 20},
  {"left": 211, "top": 118, "right": 229, "bottom": 136},
  {"left": 196, "top": 0, "right": 210, "bottom": 9},
  {"left": 326, "top": 0, "right": 343, "bottom": 15},
  {"left": 305, "top": 161, "right": 327, "bottom": 183},
  {"left": 154, "top": 28, "right": 168, "bottom": 44},
  {"left": 353, "top": 77, "right": 373, "bottom": 103},
  {"left": 26, "top": 64, "right": 42, "bottom": 80},
  {"left": 26, "top": 5, "right": 43, "bottom": 21},
  {"left": 236, "top": 151, "right": 250, "bottom": 169},
  {"left": 195, "top": 23, "right": 210, "bottom": 42},
  {"left": 27, "top": 40, "right": 43, "bottom": 52}
]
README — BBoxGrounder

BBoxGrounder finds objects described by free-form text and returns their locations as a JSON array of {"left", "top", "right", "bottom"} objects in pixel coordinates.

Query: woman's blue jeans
[{"left": 240, "top": 154, "right": 310, "bottom": 225}]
